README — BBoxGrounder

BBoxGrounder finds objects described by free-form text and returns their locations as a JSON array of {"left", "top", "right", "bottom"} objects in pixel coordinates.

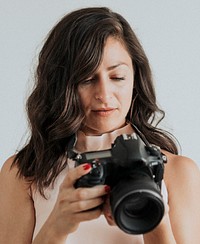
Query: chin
[{"left": 82, "top": 120, "right": 126, "bottom": 135}]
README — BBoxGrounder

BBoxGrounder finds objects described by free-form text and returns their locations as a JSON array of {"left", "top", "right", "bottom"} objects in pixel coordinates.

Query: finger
[
  {"left": 70, "top": 185, "right": 109, "bottom": 202},
  {"left": 61, "top": 163, "right": 91, "bottom": 188},
  {"left": 104, "top": 212, "right": 116, "bottom": 226},
  {"left": 71, "top": 197, "right": 104, "bottom": 213},
  {"left": 102, "top": 194, "right": 116, "bottom": 226},
  {"left": 74, "top": 208, "right": 102, "bottom": 222}
]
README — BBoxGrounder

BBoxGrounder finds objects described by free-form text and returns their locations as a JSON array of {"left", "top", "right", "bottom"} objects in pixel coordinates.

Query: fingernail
[
  {"left": 105, "top": 185, "right": 111, "bottom": 193},
  {"left": 83, "top": 163, "right": 91, "bottom": 170}
]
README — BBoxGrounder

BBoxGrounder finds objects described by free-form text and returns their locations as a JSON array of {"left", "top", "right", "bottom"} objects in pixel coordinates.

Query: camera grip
[{"left": 75, "top": 162, "right": 105, "bottom": 188}]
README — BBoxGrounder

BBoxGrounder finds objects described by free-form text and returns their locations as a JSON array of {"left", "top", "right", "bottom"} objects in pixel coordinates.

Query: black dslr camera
[{"left": 71, "top": 133, "right": 167, "bottom": 234}]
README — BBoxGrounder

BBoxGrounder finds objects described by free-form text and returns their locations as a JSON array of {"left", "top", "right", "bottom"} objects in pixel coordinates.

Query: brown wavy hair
[{"left": 13, "top": 7, "right": 178, "bottom": 195}]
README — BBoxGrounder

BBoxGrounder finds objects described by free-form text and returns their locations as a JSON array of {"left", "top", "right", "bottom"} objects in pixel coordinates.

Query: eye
[
  {"left": 79, "top": 78, "right": 95, "bottom": 86},
  {"left": 111, "top": 77, "right": 125, "bottom": 81}
]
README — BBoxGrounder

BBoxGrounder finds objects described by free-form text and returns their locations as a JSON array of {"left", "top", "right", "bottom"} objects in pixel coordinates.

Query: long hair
[{"left": 13, "top": 7, "right": 178, "bottom": 195}]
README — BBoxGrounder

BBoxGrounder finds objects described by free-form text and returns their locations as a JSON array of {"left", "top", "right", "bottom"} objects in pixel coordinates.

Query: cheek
[
  {"left": 121, "top": 86, "right": 133, "bottom": 109},
  {"left": 78, "top": 92, "right": 90, "bottom": 112}
]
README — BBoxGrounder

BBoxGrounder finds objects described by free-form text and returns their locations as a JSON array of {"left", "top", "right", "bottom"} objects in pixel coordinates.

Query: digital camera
[{"left": 71, "top": 133, "right": 167, "bottom": 234}]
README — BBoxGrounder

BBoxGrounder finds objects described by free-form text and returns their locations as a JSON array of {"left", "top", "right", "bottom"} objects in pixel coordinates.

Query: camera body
[{"left": 72, "top": 133, "right": 167, "bottom": 234}]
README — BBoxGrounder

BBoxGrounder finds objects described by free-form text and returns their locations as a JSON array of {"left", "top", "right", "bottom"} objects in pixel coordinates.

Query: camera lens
[
  {"left": 110, "top": 175, "right": 165, "bottom": 234},
  {"left": 124, "top": 196, "right": 149, "bottom": 218}
]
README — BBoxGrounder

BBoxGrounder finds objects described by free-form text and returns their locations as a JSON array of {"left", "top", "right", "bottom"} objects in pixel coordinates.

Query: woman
[{"left": 0, "top": 7, "right": 200, "bottom": 244}]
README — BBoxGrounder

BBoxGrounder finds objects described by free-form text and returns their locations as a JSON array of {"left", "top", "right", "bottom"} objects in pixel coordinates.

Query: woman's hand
[
  {"left": 102, "top": 193, "right": 116, "bottom": 226},
  {"left": 34, "top": 163, "right": 109, "bottom": 243}
]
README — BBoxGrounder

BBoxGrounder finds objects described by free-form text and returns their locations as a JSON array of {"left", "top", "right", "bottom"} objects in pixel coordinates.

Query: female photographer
[{"left": 0, "top": 7, "right": 200, "bottom": 244}]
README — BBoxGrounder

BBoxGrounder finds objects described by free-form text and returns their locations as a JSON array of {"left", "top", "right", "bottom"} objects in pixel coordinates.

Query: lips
[{"left": 92, "top": 108, "right": 116, "bottom": 116}]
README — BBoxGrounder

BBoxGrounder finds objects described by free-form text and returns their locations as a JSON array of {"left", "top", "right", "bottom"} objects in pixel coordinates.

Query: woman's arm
[
  {"left": 0, "top": 156, "right": 35, "bottom": 244},
  {"left": 33, "top": 164, "right": 109, "bottom": 243},
  {"left": 0, "top": 158, "right": 109, "bottom": 244},
  {"left": 166, "top": 154, "right": 200, "bottom": 243}
]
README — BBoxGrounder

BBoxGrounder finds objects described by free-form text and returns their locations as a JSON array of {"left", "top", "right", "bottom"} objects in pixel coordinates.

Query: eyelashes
[
  {"left": 111, "top": 77, "right": 125, "bottom": 81},
  {"left": 80, "top": 76, "right": 125, "bottom": 86}
]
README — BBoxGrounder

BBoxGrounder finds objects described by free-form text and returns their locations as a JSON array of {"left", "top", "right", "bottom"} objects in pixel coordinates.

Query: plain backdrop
[{"left": 1, "top": 0, "right": 200, "bottom": 168}]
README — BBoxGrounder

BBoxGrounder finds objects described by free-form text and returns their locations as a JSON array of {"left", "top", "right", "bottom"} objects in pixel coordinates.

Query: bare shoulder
[
  {"left": 1, "top": 155, "right": 17, "bottom": 174},
  {"left": 1, "top": 155, "right": 18, "bottom": 173},
  {"left": 0, "top": 155, "right": 33, "bottom": 204},
  {"left": 1, "top": 155, "right": 19, "bottom": 182},
  {"left": 162, "top": 150, "right": 200, "bottom": 208},
  {"left": 162, "top": 150, "right": 200, "bottom": 187},
  {"left": 0, "top": 155, "right": 30, "bottom": 193}
]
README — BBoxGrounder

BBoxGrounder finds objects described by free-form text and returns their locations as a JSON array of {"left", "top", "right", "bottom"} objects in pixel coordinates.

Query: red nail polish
[
  {"left": 105, "top": 185, "right": 111, "bottom": 193},
  {"left": 83, "top": 163, "right": 91, "bottom": 170}
]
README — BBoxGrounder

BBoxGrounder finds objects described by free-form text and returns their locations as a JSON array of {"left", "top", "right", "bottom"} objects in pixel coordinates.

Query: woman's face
[{"left": 78, "top": 37, "right": 134, "bottom": 135}]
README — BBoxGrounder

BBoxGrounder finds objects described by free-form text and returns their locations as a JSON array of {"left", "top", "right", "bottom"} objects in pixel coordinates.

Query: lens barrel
[{"left": 110, "top": 176, "right": 165, "bottom": 234}]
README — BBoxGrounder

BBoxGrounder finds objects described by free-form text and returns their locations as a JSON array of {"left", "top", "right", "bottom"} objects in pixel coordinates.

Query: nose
[{"left": 94, "top": 77, "right": 113, "bottom": 103}]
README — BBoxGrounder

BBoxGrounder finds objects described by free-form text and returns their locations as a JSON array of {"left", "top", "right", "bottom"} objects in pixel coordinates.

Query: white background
[{"left": 1, "top": 0, "right": 200, "bottom": 168}]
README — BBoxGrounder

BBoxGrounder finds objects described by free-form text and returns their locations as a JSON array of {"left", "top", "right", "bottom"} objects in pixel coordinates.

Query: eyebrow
[{"left": 107, "top": 63, "right": 128, "bottom": 71}]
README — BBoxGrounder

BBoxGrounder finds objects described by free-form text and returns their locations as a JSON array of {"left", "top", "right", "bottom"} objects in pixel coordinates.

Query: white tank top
[{"left": 31, "top": 124, "right": 168, "bottom": 243}]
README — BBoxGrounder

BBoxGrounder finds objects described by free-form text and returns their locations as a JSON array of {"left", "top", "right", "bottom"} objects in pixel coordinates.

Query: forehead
[{"left": 98, "top": 37, "right": 133, "bottom": 71}]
